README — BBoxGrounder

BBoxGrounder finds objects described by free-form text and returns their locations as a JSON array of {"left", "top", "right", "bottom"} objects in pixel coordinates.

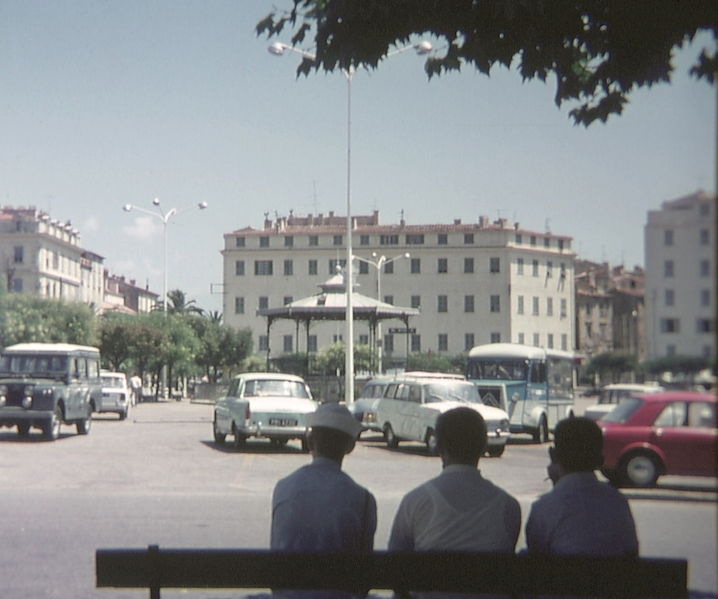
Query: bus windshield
[{"left": 466, "top": 359, "right": 528, "bottom": 381}]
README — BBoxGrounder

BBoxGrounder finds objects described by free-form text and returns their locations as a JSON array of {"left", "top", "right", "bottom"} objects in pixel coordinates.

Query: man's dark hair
[
  {"left": 553, "top": 417, "right": 604, "bottom": 472},
  {"left": 310, "top": 426, "right": 353, "bottom": 461},
  {"left": 436, "top": 407, "right": 487, "bottom": 464}
]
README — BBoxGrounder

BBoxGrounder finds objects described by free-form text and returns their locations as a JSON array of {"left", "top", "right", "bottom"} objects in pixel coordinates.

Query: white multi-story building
[
  {"left": 644, "top": 191, "right": 716, "bottom": 360},
  {"left": 222, "top": 211, "right": 575, "bottom": 363}
]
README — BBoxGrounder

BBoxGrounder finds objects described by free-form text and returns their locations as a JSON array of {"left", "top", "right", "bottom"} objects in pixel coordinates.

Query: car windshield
[
  {"left": 0, "top": 354, "right": 68, "bottom": 376},
  {"left": 243, "top": 379, "right": 310, "bottom": 399},
  {"left": 602, "top": 397, "right": 643, "bottom": 423},
  {"left": 102, "top": 377, "right": 125, "bottom": 388},
  {"left": 424, "top": 382, "right": 481, "bottom": 404},
  {"left": 466, "top": 359, "right": 528, "bottom": 381}
]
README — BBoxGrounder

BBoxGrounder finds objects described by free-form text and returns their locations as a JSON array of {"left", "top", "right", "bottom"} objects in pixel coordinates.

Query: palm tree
[{"left": 154, "top": 289, "right": 204, "bottom": 315}]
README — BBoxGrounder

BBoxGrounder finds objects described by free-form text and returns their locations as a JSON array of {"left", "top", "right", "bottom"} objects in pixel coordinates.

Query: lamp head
[
  {"left": 268, "top": 42, "right": 285, "bottom": 56},
  {"left": 152, "top": 197, "right": 161, "bottom": 206},
  {"left": 404, "top": 252, "right": 411, "bottom": 258},
  {"left": 122, "top": 204, "right": 132, "bottom": 212},
  {"left": 415, "top": 41, "right": 432, "bottom": 55},
  {"left": 198, "top": 201, "right": 208, "bottom": 210}
]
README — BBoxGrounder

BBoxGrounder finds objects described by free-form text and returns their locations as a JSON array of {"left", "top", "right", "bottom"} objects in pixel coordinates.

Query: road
[{"left": 0, "top": 400, "right": 715, "bottom": 598}]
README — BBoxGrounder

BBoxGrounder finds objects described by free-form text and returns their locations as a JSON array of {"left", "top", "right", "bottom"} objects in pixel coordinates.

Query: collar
[
  {"left": 311, "top": 456, "right": 342, "bottom": 471},
  {"left": 555, "top": 471, "right": 598, "bottom": 487},
  {"left": 442, "top": 464, "right": 481, "bottom": 476}
]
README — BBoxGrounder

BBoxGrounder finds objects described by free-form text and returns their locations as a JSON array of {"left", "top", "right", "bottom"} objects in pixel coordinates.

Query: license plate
[{"left": 269, "top": 418, "right": 297, "bottom": 427}]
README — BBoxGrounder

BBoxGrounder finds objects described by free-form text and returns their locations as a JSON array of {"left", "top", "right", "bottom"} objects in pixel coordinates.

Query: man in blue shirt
[
  {"left": 271, "top": 403, "right": 376, "bottom": 597},
  {"left": 525, "top": 417, "right": 639, "bottom": 556}
]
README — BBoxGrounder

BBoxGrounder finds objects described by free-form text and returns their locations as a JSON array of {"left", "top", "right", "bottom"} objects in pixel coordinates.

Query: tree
[
  {"left": 188, "top": 314, "right": 253, "bottom": 382},
  {"left": 586, "top": 351, "right": 637, "bottom": 383},
  {"left": 257, "top": 1, "right": 717, "bottom": 126},
  {"left": 155, "top": 289, "right": 204, "bottom": 315},
  {"left": 315, "top": 342, "right": 372, "bottom": 375},
  {"left": 98, "top": 314, "right": 135, "bottom": 370}
]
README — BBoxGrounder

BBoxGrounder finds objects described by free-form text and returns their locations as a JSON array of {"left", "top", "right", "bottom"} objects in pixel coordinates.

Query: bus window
[{"left": 530, "top": 362, "right": 546, "bottom": 383}]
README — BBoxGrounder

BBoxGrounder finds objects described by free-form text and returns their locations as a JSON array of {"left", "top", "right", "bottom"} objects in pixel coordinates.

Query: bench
[{"left": 96, "top": 545, "right": 688, "bottom": 598}]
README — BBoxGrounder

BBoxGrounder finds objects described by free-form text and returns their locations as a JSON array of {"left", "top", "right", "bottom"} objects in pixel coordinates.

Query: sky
[{"left": 1, "top": 1, "right": 715, "bottom": 314}]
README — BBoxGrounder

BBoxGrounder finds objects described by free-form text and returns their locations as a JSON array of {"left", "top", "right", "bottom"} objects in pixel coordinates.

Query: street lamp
[
  {"left": 354, "top": 252, "right": 410, "bottom": 373},
  {"left": 270, "top": 40, "right": 431, "bottom": 404}
]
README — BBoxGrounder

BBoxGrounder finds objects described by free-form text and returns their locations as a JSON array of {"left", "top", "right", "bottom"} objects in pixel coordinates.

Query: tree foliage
[
  {"left": 257, "top": 1, "right": 717, "bottom": 126},
  {"left": 586, "top": 351, "right": 637, "bottom": 383},
  {"left": 314, "top": 342, "right": 372, "bottom": 375}
]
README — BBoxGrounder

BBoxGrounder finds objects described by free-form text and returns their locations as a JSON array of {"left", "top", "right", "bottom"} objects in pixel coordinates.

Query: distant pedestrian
[
  {"left": 129, "top": 374, "right": 142, "bottom": 406},
  {"left": 271, "top": 402, "right": 376, "bottom": 598},
  {"left": 525, "top": 417, "right": 639, "bottom": 556}
]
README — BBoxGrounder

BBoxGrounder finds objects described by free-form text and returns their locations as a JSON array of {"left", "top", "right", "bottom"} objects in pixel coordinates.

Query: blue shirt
[{"left": 525, "top": 471, "right": 639, "bottom": 556}]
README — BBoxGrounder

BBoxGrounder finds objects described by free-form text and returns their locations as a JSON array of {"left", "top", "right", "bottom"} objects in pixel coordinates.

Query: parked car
[
  {"left": 584, "top": 383, "right": 664, "bottom": 421},
  {"left": 213, "top": 372, "right": 317, "bottom": 450},
  {"left": 99, "top": 371, "right": 131, "bottom": 420},
  {"left": 0, "top": 343, "right": 101, "bottom": 440},
  {"left": 600, "top": 391, "right": 717, "bottom": 487},
  {"left": 376, "top": 375, "right": 511, "bottom": 457},
  {"left": 350, "top": 376, "right": 394, "bottom": 434}
]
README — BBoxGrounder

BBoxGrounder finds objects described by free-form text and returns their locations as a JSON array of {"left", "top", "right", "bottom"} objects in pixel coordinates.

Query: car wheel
[
  {"left": 213, "top": 417, "right": 226, "bottom": 444},
  {"left": 231, "top": 425, "right": 246, "bottom": 450},
  {"left": 620, "top": 452, "right": 660, "bottom": 487},
  {"left": 300, "top": 437, "right": 310, "bottom": 453},
  {"left": 76, "top": 407, "right": 92, "bottom": 435},
  {"left": 17, "top": 423, "right": 30, "bottom": 438},
  {"left": 533, "top": 416, "right": 549, "bottom": 444},
  {"left": 487, "top": 444, "right": 506, "bottom": 458},
  {"left": 43, "top": 406, "right": 63, "bottom": 441},
  {"left": 425, "top": 429, "right": 438, "bottom": 456},
  {"left": 384, "top": 424, "right": 399, "bottom": 449}
]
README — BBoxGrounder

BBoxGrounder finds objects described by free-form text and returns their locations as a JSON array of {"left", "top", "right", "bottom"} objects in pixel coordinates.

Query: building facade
[
  {"left": 644, "top": 191, "right": 716, "bottom": 360},
  {"left": 222, "top": 212, "right": 576, "bottom": 363}
]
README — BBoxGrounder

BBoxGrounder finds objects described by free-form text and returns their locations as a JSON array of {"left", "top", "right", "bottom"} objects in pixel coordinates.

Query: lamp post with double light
[
  {"left": 269, "top": 40, "right": 431, "bottom": 403},
  {"left": 354, "top": 252, "right": 410, "bottom": 374}
]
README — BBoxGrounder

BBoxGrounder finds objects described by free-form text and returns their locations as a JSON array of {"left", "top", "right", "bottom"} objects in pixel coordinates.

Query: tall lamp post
[
  {"left": 122, "top": 198, "right": 208, "bottom": 398},
  {"left": 354, "top": 252, "right": 410, "bottom": 373},
  {"left": 269, "top": 40, "right": 431, "bottom": 403}
]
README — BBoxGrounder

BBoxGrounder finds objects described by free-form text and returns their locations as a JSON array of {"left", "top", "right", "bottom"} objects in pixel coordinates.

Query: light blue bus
[{"left": 465, "top": 343, "right": 576, "bottom": 443}]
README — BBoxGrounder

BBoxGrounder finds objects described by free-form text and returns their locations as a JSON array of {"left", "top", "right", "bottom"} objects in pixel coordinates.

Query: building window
[
  {"left": 283, "top": 296, "right": 293, "bottom": 305},
  {"left": 490, "top": 332, "right": 501, "bottom": 343},
  {"left": 284, "top": 260, "right": 293, "bottom": 276},
  {"left": 660, "top": 318, "right": 680, "bottom": 333},
  {"left": 465, "top": 333, "right": 475, "bottom": 351},
  {"left": 410, "top": 258, "right": 421, "bottom": 274},
  {"left": 13, "top": 246, "right": 23, "bottom": 264},
  {"left": 489, "top": 257, "right": 500, "bottom": 273},
  {"left": 701, "top": 289, "right": 710, "bottom": 306},
  {"left": 358, "top": 261, "right": 369, "bottom": 275},
  {"left": 384, "top": 334, "right": 394, "bottom": 353},
  {"left": 544, "top": 237, "right": 550, "bottom": 248},
  {"left": 517, "top": 295, "right": 524, "bottom": 315},
  {"left": 360, "top": 235, "right": 370, "bottom": 246},
  {"left": 258, "top": 336, "right": 268, "bottom": 351},
  {"left": 308, "top": 335, "right": 318, "bottom": 353},
  {"left": 329, "top": 259, "right": 346, "bottom": 273},
  {"left": 700, "top": 229, "right": 709, "bottom": 245},
  {"left": 700, "top": 259, "right": 710, "bottom": 277},
  {"left": 10, "top": 278, "right": 23, "bottom": 292},
  {"left": 489, "top": 295, "right": 501, "bottom": 313},
  {"left": 384, "top": 295, "right": 394, "bottom": 305},
  {"left": 234, "top": 297, "right": 244, "bottom": 314},
  {"left": 438, "top": 233, "right": 448, "bottom": 245},
  {"left": 530, "top": 235, "right": 537, "bottom": 246},
  {"left": 515, "top": 234, "right": 522, "bottom": 244},
  {"left": 235, "top": 236, "right": 245, "bottom": 247},
  {"left": 254, "top": 260, "right": 273, "bottom": 275},
  {"left": 665, "top": 289, "right": 675, "bottom": 306},
  {"left": 235, "top": 260, "right": 245, "bottom": 276},
  {"left": 517, "top": 332, "right": 525, "bottom": 344},
  {"left": 309, "top": 235, "right": 319, "bottom": 246},
  {"left": 464, "top": 233, "right": 474, "bottom": 244},
  {"left": 533, "top": 333, "right": 540, "bottom": 346},
  {"left": 697, "top": 319, "right": 714, "bottom": 333},
  {"left": 406, "top": 234, "right": 424, "bottom": 244},
  {"left": 259, "top": 236, "right": 269, "bottom": 248},
  {"left": 558, "top": 239, "right": 565, "bottom": 250},
  {"left": 284, "top": 236, "right": 294, "bottom": 248},
  {"left": 411, "top": 334, "right": 421, "bottom": 352},
  {"left": 561, "top": 334, "right": 568, "bottom": 351},
  {"left": 546, "top": 297, "right": 554, "bottom": 316},
  {"left": 664, "top": 229, "right": 674, "bottom": 246},
  {"left": 411, "top": 295, "right": 421, "bottom": 309},
  {"left": 438, "top": 258, "right": 448, "bottom": 273},
  {"left": 532, "top": 260, "right": 539, "bottom": 276},
  {"left": 547, "top": 333, "right": 554, "bottom": 349},
  {"left": 258, "top": 296, "right": 269, "bottom": 310},
  {"left": 280, "top": 335, "right": 292, "bottom": 353},
  {"left": 546, "top": 261, "right": 553, "bottom": 278},
  {"left": 532, "top": 296, "right": 540, "bottom": 315},
  {"left": 438, "top": 295, "right": 448, "bottom": 313},
  {"left": 333, "top": 235, "right": 343, "bottom": 246},
  {"left": 664, "top": 260, "right": 674, "bottom": 277},
  {"left": 384, "top": 261, "right": 394, "bottom": 274},
  {"left": 464, "top": 295, "right": 475, "bottom": 313},
  {"left": 308, "top": 260, "right": 318, "bottom": 275},
  {"left": 560, "top": 298, "right": 567, "bottom": 318},
  {"left": 517, "top": 258, "right": 524, "bottom": 275},
  {"left": 380, "top": 234, "right": 399, "bottom": 245},
  {"left": 438, "top": 334, "right": 448, "bottom": 351},
  {"left": 464, "top": 257, "right": 474, "bottom": 273},
  {"left": 359, "top": 334, "right": 369, "bottom": 345}
]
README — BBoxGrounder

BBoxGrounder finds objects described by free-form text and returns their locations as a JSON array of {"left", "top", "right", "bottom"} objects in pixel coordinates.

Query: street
[{"left": 0, "top": 400, "right": 716, "bottom": 599}]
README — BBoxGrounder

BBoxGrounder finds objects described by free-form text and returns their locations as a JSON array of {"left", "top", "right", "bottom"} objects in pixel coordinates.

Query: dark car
[{"left": 600, "top": 391, "right": 717, "bottom": 487}]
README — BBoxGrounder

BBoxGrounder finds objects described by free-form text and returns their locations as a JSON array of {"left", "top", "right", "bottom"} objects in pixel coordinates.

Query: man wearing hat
[
  {"left": 525, "top": 417, "right": 638, "bottom": 556},
  {"left": 271, "top": 401, "right": 377, "bottom": 555}
]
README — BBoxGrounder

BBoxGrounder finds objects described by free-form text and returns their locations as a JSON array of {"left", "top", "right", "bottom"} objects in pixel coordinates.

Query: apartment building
[
  {"left": 222, "top": 211, "right": 575, "bottom": 363},
  {"left": 644, "top": 191, "right": 716, "bottom": 360}
]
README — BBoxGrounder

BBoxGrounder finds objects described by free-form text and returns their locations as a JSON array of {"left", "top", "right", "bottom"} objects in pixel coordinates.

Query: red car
[{"left": 600, "top": 391, "right": 717, "bottom": 487}]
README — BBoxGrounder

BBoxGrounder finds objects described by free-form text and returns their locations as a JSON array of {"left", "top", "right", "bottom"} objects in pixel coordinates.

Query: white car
[
  {"left": 376, "top": 376, "right": 511, "bottom": 457},
  {"left": 213, "top": 372, "right": 317, "bottom": 451},
  {"left": 99, "top": 371, "right": 131, "bottom": 420},
  {"left": 584, "top": 383, "right": 663, "bottom": 421}
]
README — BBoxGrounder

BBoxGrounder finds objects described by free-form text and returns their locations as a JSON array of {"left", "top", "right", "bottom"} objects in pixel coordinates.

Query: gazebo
[{"left": 257, "top": 271, "right": 420, "bottom": 373}]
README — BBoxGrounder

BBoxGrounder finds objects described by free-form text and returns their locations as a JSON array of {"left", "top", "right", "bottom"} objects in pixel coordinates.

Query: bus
[{"left": 465, "top": 343, "right": 575, "bottom": 442}]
